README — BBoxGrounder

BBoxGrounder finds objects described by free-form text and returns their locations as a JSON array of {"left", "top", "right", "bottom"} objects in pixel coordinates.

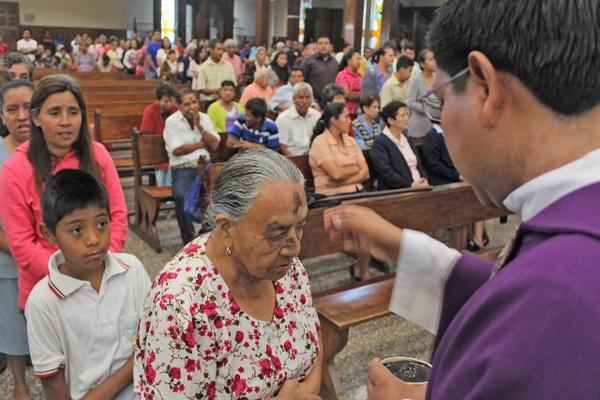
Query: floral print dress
[{"left": 134, "top": 233, "right": 321, "bottom": 399}]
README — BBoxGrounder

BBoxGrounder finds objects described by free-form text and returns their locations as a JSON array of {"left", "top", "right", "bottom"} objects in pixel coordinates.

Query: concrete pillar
[{"left": 255, "top": 0, "right": 270, "bottom": 46}]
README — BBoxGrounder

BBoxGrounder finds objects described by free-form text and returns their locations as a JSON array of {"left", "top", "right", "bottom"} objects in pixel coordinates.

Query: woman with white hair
[
  {"left": 243, "top": 46, "right": 269, "bottom": 86},
  {"left": 135, "top": 149, "right": 322, "bottom": 399},
  {"left": 239, "top": 68, "right": 274, "bottom": 107},
  {"left": 222, "top": 38, "right": 244, "bottom": 83}
]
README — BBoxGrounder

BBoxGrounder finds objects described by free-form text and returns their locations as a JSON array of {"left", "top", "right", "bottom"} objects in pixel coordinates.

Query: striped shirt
[{"left": 229, "top": 116, "right": 280, "bottom": 151}]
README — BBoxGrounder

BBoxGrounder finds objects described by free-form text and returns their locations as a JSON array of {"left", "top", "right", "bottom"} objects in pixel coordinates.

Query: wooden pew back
[{"left": 300, "top": 182, "right": 508, "bottom": 259}]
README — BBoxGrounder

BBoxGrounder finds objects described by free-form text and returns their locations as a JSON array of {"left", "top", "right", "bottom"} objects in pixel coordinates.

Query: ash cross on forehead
[{"left": 293, "top": 191, "right": 302, "bottom": 215}]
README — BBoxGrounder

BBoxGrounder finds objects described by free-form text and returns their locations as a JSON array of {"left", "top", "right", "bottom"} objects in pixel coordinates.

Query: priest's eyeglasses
[{"left": 418, "top": 67, "right": 470, "bottom": 123}]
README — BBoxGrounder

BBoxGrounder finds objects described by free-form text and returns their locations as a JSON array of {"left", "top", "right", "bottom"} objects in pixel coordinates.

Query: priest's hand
[
  {"left": 367, "top": 358, "right": 426, "bottom": 400},
  {"left": 323, "top": 205, "right": 403, "bottom": 264}
]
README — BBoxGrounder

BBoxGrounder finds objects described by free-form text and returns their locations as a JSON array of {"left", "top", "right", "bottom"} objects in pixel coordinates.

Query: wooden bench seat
[
  {"left": 130, "top": 129, "right": 173, "bottom": 252},
  {"left": 140, "top": 186, "right": 173, "bottom": 201}
]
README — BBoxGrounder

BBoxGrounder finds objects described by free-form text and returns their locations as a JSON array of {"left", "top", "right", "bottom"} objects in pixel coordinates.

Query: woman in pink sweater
[{"left": 0, "top": 75, "right": 128, "bottom": 309}]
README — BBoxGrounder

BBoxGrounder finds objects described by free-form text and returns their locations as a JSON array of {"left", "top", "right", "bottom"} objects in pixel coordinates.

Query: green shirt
[{"left": 206, "top": 101, "right": 245, "bottom": 133}]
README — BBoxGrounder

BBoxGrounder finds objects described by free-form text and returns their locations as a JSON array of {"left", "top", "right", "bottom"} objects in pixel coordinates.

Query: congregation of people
[
  {"left": 2, "top": 0, "right": 599, "bottom": 397},
  {"left": 0, "top": 27, "right": 453, "bottom": 400}
]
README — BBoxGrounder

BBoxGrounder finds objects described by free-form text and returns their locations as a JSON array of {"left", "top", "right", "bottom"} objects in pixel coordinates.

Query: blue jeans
[
  {"left": 155, "top": 168, "right": 172, "bottom": 187},
  {"left": 172, "top": 167, "right": 197, "bottom": 245},
  {"left": 145, "top": 69, "right": 157, "bottom": 80}
]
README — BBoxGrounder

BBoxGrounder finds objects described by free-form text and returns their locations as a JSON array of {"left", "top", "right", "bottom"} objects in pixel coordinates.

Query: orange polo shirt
[{"left": 309, "top": 130, "right": 367, "bottom": 196}]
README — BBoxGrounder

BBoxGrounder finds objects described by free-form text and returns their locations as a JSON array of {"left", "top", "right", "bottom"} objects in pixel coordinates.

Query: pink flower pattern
[{"left": 134, "top": 233, "right": 320, "bottom": 399}]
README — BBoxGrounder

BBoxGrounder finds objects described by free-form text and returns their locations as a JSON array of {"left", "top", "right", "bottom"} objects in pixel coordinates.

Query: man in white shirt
[
  {"left": 268, "top": 66, "right": 308, "bottom": 113},
  {"left": 16, "top": 29, "right": 37, "bottom": 63},
  {"left": 323, "top": 0, "right": 600, "bottom": 399},
  {"left": 164, "top": 88, "right": 220, "bottom": 244},
  {"left": 275, "top": 82, "right": 321, "bottom": 156}
]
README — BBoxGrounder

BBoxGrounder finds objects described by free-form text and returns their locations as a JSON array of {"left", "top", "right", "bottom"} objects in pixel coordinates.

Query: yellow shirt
[
  {"left": 380, "top": 74, "right": 409, "bottom": 107},
  {"left": 195, "top": 57, "right": 237, "bottom": 100}
]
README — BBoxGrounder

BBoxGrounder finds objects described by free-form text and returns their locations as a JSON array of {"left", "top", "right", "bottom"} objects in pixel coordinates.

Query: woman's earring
[{"left": 226, "top": 245, "right": 232, "bottom": 256}]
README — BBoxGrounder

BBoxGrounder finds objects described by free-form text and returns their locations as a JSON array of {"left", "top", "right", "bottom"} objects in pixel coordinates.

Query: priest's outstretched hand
[
  {"left": 367, "top": 358, "right": 426, "bottom": 400},
  {"left": 323, "top": 205, "right": 403, "bottom": 263}
]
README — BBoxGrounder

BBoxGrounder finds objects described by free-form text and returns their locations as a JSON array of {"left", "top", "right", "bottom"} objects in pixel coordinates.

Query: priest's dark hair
[
  {"left": 28, "top": 75, "right": 99, "bottom": 193},
  {"left": 41, "top": 169, "right": 110, "bottom": 234},
  {"left": 428, "top": 0, "right": 600, "bottom": 115}
]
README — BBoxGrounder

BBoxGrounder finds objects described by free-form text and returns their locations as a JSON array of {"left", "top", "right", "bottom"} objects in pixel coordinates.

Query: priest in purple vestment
[{"left": 323, "top": 0, "right": 600, "bottom": 399}]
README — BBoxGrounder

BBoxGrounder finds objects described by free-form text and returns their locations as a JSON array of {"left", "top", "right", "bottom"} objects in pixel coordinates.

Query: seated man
[
  {"left": 206, "top": 80, "right": 244, "bottom": 133},
  {"left": 140, "top": 83, "right": 179, "bottom": 187},
  {"left": 239, "top": 69, "right": 274, "bottom": 107},
  {"left": 0, "top": 52, "right": 34, "bottom": 81},
  {"left": 276, "top": 82, "right": 321, "bottom": 156},
  {"left": 164, "top": 88, "right": 220, "bottom": 244},
  {"left": 268, "top": 66, "right": 306, "bottom": 113},
  {"left": 228, "top": 97, "right": 279, "bottom": 152}
]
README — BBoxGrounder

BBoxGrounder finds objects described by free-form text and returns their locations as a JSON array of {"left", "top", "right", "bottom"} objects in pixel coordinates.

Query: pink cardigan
[{"left": 0, "top": 141, "right": 128, "bottom": 309}]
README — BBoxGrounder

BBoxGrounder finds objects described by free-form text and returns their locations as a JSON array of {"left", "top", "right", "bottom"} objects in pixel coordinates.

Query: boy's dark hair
[
  {"left": 220, "top": 79, "right": 236, "bottom": 89},
  {"left": 41, "top": 169, "right": 110, "bottom": 234},
  {"left": 358, "top": 94, "right": 380, "bottom": 113},
  {"left": 245, "top": 97, "right": 267, "bottom": 119},
  {"left": 380, "top": 101, "right": 408, "bottom": 127},
  {"left": 428, "top": 0, "right": 600, "bottom": 115},
  {"left": 322, "top": 83, "right": 345, "bottom": 104},
  {"left": 209, "top": 38, "right": 223, "bottom": 49},
  {"left": 396, "top": 55, "right": 414, "bottom": 71},
  {"left": 401, "top": 41, "right": 415, "bottom": 52},
  {"left": 155, "top": 83, "right": 178, "bottom": 101},
  {"left": 290, "top": 66, "right": 304, "bottom": 76}
]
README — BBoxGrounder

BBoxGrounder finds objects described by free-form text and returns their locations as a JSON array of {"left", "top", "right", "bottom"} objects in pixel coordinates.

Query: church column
[
  {"left": 380, "top": 0, "right": 395, "bottom": 44},
  {"left": 222, "top": 0, "right": 235, "bottom": 40},
  {"left": 177, "top": 0, "right": 187, "bottom": 40},
  {"left": 193, "top": 0, "right": 210, "bottom": 39},
  {"left": 153, "top": 0, "right": 161, "bottom": 31},
  {"left": 255, "top": 0, "right": 270, "bottom": 46},
  {"left": 287, "top": 0, "right": 300, "bottom": 41},
  {"left": 343, "top": 0, "right": 364, "bottom": 48}
]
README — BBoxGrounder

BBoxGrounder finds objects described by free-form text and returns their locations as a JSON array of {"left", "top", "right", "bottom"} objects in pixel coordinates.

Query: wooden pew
[
  {"left": 34, "top": 69, "right": 143, "bottom": 81},
  {"left": 130, "top": 129, "right": 174, "bottom": 252},
  {"left": 85, "top": 91, "right": 156, "bottom": 104},
  {"left": 300, "top": 182, "right": 505, "bottom": 259},
  {"left": 308, "top": 184, "right": 509, "bottom": 399}
]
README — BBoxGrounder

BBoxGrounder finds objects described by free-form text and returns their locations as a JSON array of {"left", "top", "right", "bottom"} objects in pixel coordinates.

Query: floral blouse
[{"left": 134, "top": 233, "right": 321, "bottom": 399}]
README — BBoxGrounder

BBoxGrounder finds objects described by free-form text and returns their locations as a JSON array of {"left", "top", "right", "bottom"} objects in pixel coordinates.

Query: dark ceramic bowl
[{"left": 381, "top": 356, "right": 432, "bottom": 384}]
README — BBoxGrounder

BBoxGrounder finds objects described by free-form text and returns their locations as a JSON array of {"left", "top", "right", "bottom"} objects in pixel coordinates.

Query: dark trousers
[{"left": 172, "top": 167, "right": 197, "bottom": 245}]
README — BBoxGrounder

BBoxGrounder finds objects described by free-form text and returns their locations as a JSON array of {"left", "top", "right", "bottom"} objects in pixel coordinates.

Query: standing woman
[
  {"left": 0, "top": 80, "right": 34, "bottom": 400},
  {"left": 123, "top": 38, "right": 139, "bottom": 74},
  {"left": 335, "top": 49, "right": 362, "bottom": 119},
  {"left": 0, "top": 75, "right": 128, "bottom": 312},
  {"left": 269, "top": 51, "right": 290, "bottom": 89},
  {"left": 406, "top": 49, "right": 439, "bottom": 138}
]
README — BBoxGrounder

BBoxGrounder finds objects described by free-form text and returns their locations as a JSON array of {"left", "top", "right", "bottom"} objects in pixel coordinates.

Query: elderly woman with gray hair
[{"left": 134, "top": 149, "right": 322, "bottom": 399}]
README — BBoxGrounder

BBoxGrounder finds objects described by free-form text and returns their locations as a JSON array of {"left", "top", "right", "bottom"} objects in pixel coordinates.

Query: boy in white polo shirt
[{"left": 25, "top": 169, "right": 151, "bottom": 400}]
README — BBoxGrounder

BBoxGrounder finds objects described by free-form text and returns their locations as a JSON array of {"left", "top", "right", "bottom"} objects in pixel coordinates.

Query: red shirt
[
  {"left": 140, "top": 102, "right": 177, "bottom": 169},
  {"left": 335, "top": 67, "right": 362, "bottom": 116},
  {"left": 0, "top": 42, "right": 9, "bottom": 57}
]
